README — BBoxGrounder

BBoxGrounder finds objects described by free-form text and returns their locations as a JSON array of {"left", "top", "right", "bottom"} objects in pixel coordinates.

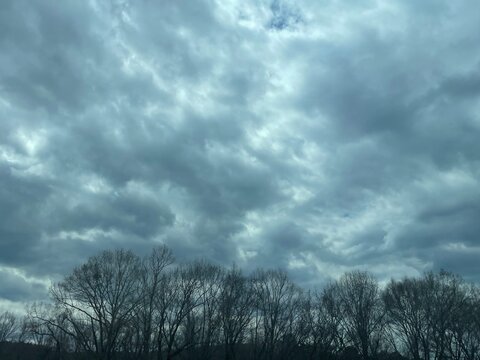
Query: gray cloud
[
  {"left": 1, "top": 0, "right": 480, "bottom": 308},
  {"left": 0, "top": 267, "right": 48, "bottom": 302}
]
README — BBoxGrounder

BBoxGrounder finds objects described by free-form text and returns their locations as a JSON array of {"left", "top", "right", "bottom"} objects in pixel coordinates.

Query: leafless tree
[
  {"left": 219, "top": 265, "right": 255, "bottom": 360},
  {"left": 158, "top": 262, "right": 204, "bottom": 360},
  {"left": 332, "top": 271, "right": 385, "bottom": 360},
  {"left": 457, "top": 286, "right": 480, "bottom": 360},
  {"left": 9, "top": 243, "right": 480, "bottom": 360},
  {"left": 251, "top": 269, "right": 302, "bottom": 360},
  {"left": 383, "top": 277, "right": 429, "bottom": 360},
  {"left": 426, "top": 271, "right": 469, "bottom": 360},
  {"left": 0, "top": 311, "right": 17, "bottom": 343},
  {"left": 27, "top": 303, "right": 80, "bottom": 358},
  {"left": 298, "top": 289, "right": 342, "bottom": 359},
  {"left": 49, "top": 249, "right": 143, "bottom": 360},
  {"left": 0, "top": 311, "right": 18, "bottom": 356},
  {"left": 186, "top": 261, "right": 223, "bottom": 360},
  {"left": 383, "top": 271, "right": 474, "bottom": 360},
  {"left": 136, "top": 246, "right": 174, "bottom": 360}
]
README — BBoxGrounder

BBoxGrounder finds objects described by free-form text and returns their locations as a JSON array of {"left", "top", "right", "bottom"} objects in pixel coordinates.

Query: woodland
[{"left": 0, "top": 246, "right": 479, "bottom": 360}]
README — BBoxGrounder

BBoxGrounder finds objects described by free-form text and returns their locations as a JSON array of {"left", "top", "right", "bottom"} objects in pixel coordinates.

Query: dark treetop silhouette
[{"left": 1, "top": 246, "right": 479, "bottom": 360}]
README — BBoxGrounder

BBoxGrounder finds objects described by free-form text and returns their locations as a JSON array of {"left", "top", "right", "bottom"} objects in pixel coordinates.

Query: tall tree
[
  {"left": 383, "top": 277, "right": 428, "bottom": 360},
  {"left": 159, "top": 262, "right": 204, "bottom": 360},
  {"left": 50, "top": 249, "right": 143, "bottom": 360},
  {"left": 137, "top": 246, "right": 174, "bottom": 360},
  {"left": 188, "top": 261, "right": 223, "bottom": 360},
  {"left": 299, "top": 289, "right": 342, "bottom": 360},
  {"left": 219, "top": 265, "right": 255, "bottom": 360},
  {"left": 332, "top": 271, "right": 385, "bottom": 360},
  {"left": 251, "top": 269, "right": 302, "bottom": 360}
]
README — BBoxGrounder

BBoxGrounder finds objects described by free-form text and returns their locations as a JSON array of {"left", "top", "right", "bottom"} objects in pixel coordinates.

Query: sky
[{"left": 1, "top": 0, "right": 480, "bottom": 311}]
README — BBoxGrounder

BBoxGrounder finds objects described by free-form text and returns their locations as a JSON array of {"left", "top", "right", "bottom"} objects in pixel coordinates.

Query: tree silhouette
[{"left": 1, "top": 245, "right": 477, "bottom": 360}]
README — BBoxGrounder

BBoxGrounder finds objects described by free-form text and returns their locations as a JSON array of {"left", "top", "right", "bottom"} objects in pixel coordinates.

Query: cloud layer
[{"left": 2, "top": 0, "right": 480, "bottom": 306}]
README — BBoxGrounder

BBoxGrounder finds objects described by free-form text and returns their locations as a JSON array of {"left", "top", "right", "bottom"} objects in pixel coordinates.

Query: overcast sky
[{"left": 1, "top": 0, "right": 480, "bottom": 311}]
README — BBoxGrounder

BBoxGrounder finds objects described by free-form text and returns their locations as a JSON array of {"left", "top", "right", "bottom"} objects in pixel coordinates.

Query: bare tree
[
  {"left": 50, "top": 249, "right": 143, "bottom": 360},
  {"left": 457, "top": 286, "right": 480, "bottom": 360},
  {"left": 0, "top": 311, "right": 17, "bottom": 343},
  {"left": 0, "top": 311, "right": 18, "bottom": 355},
  {"left": 299, "top": 289, "right": 342, "bottom": 360},
  {"left": 136, "top": 246, "right": 174, "bottom": 360},
  {"left": 426, "top": 271, "right": 468, "bottom": 360},
  {"left": 187, "top": 261, "right": 223, "bottom": 360},
  {"left": 332, "top": 271, "right": 385, "bottom": 360},
  {"left": 219, "top": 265, "right": 255, "bottom": 360},
  {"left": 383, "top": 271, "right": 473, "bottom": 360},
  {"left": 383, "top": 277, "right": 428, "bottom": 360},
  {"left": 158, "top": 262, "right": 204, "bottom": 360},
  {"left": 27, "top": 303, "right": 80, "bottom": 358},
  {"left": 9, "top": 243, "right": 480, "bottom": 360},
  {"left": 251, "top": 269, "right": 302, "bottom": 360}
]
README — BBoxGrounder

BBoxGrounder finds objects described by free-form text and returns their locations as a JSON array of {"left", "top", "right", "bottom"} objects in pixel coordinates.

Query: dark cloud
[
  {"left": 1, "top": 0, "right": 480, "bottom": 308},
  {"left": 268, "top": 0, "right": 303, "bottom": 31},
  {"left": 0, "top": 267, "right": 48, "bottom": 302}
]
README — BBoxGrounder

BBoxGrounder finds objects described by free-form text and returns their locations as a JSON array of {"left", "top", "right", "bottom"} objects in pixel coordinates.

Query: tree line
[{"left": 1, "top": 246, "right": 480, "bottom": 360}]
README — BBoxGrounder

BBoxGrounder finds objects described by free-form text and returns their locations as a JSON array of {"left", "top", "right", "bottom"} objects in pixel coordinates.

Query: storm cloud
[{"left": 1, "top": 0, "right": 480, "bottom": 307}]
